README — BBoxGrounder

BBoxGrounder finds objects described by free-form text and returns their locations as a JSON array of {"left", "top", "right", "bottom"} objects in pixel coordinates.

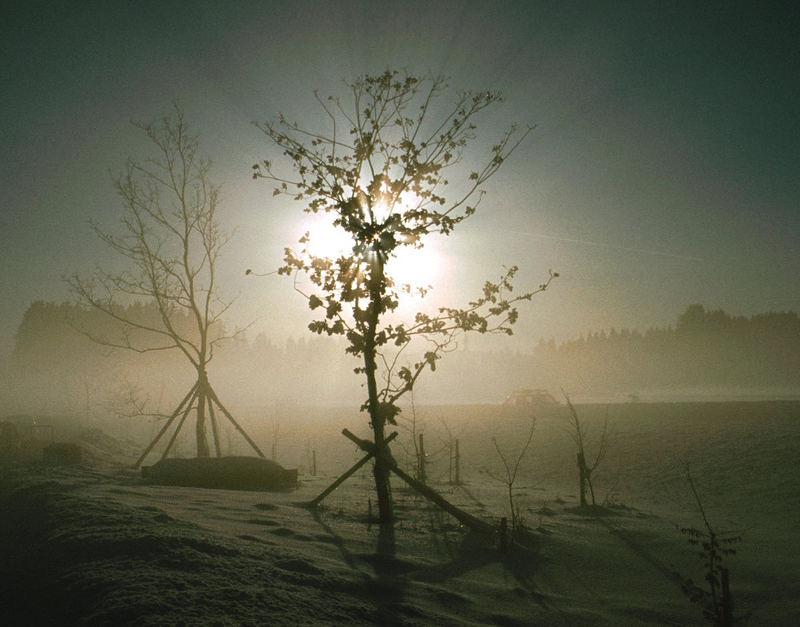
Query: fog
[{"left": 3, "top": 301, "right": 799, "bottom": 431}]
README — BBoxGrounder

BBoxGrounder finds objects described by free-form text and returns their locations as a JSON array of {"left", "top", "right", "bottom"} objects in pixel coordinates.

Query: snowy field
[{"left": 1, "top": 401, "right": 798, "bottom": 625}]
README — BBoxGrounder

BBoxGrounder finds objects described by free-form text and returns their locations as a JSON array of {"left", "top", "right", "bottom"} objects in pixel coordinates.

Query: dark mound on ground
[{"left": 141, "top": 456, "right": 298, "bottom": 491}]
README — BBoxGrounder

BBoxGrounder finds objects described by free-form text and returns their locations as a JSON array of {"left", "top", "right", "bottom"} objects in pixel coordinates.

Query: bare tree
[
  {"left": 106, "top": 380, "right": 168, "bottom": 422},
  {"left": 69, "top": 105, "right": 262, "bottom": 466},
  {"left": 254, "top": 71, "right": 555, "bottom": 522},
  {"left": 484, "top": 416, "right": 536, "bottom": 531},
  {"left": 562, "top": 390, "right": 609, "bottom": 507}
]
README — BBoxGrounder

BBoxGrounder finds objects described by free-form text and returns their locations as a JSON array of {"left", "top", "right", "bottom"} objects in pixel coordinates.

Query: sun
[
  {"left": 301, "top": 214, "right": 354, "bottom": 259},
  {"left": 300, "top": 213, "right": 444, "bottom": 293}
]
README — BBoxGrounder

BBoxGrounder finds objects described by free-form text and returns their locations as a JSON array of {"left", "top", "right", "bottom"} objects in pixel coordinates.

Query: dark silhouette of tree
[
  {"left": 254, "top": 70, "right": 555, "bottom": 522},
  {"left": 676, "top": 303, "right": 708, "bottom": 334},
  {"left": 68, "top": 105, "right": 261, "bottom": 464}
]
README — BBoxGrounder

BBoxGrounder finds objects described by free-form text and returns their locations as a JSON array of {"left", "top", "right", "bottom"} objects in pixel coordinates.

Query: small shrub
[
  {"left": 483, "top": 416, "right": 536, "bottom": 532},
  {"left": 562, "top": 390, "right": 610, "bottom": 507},
  {"left": 678, "top": 470, "right": 742, "bottom": 626}
]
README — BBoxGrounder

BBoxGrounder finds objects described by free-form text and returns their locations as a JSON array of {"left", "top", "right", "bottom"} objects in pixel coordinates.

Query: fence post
[
  {"left": 499, "top": 517, "right": 508, "bottom": 551},
  {"left": 448, "top": 440, "right": 453, "bottom": 483},
  {"left": 721, "top": 567, "right": 733, "bottom": 626},
  {"left": 454, "top": 439, "right": 461, "bottom": 484},
  {"left": 418, "top": 433, "right": 426, "bottom": 483}
]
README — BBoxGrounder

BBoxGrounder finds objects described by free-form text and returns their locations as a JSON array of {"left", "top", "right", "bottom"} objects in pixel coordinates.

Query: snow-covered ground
[{"left": 1, "top": 401, "right": 798, "bottom": 625}]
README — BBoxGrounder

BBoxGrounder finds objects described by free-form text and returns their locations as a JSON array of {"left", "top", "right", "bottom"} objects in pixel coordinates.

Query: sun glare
[
  {"left": 389, "top": 243, "right": 442, "bottom": 290},
  {"left": 302, "top": 214, "right": 353, "bottom": 259},
  {"left": 301, "top": 212, "right": 444, "bottom": 293}
]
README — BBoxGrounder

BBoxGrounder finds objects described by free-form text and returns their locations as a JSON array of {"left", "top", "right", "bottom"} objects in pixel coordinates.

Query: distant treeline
[
  {"left": 5, "top": 302, "right": 800, "bottom": 413},
  {"left": 527, "top": 304, "right": 800, "bottom": 394},
  {"left": 389, "top": 304, "right": 800, "bottom": 401}
]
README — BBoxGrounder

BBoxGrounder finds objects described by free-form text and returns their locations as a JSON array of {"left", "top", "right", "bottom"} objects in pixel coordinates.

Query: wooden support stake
[
  {"left": 134, "top": 382, "right": 198, "bottom": 469},
  {"left": 448, "top": 440, "right": 453, "bottom": 484},
  {"left": 207, "top": 394, "right": 222, "bottom": 457},
  {"left": 455, "top": 439, "right": 460, "bottom": 484},
  {"left": 307, "top": 431, "right": 398, "bottom": 508},
  {"left": 342, "top": 429, "right": 493, "bottom": 534},
  {"left": 206, "top": 385, "right": 266, "bottom": 458},
  {"left": 160, "top": 390, "right": 197, "bottom": 460}
]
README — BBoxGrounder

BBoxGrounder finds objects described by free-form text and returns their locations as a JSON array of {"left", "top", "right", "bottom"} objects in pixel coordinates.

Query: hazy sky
[{"left": 2, "top": 0, "right": 798, "bottom": 356}]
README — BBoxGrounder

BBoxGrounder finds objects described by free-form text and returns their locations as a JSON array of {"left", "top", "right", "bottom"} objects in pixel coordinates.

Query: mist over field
[
  {"left": 2, "top": 385, "right": 800, "bottom": 624},
  {"left": 2, "top": 301, "right": 798, "bottom": 422}
]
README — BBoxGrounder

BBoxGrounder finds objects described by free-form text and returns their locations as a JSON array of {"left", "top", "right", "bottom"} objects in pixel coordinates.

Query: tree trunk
[
  {"left": 578, "top": 452, "right": 587, "bottom": 507},
  {"left": 368, "top": 364, "right": 393, "bottom": 522},
  {"left": 343, "top": 429, "right": 493, "bottom": 534},
  {"left": 364, "top": 256, "right": 393, "bottom": 523},
  {"left": 195, "top": 373, "right": 210, "bottom": 457},
  {"left": 507, "top": 484, "right": 515, "bottom": 527}
]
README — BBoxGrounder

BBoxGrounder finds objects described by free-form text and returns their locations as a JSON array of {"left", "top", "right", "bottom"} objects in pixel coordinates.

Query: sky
[{"left": 2, "top": 0, "right": 799, "bottom": 357}]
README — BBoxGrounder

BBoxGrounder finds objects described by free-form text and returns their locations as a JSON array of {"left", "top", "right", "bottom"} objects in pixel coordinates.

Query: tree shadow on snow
[
  {"left": 362, "top": 523, "right": 424, "bottom": 624},
  {"left": 306, "top": 506, "right": 360, "bottom": 570},
  {"left": 413, "top": 525, "right": 549, "bottom": 608},
  {"left": 307, "top": 504, "right": 550, "bottom": 621}
]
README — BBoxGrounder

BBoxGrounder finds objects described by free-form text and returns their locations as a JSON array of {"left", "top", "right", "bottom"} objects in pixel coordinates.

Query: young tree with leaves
[
  {"left": 69, "top": 105, "right": 262, "bottom": 465},
  {"left": 254, "top": 71, "right": 555, "bottom": 522}
]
